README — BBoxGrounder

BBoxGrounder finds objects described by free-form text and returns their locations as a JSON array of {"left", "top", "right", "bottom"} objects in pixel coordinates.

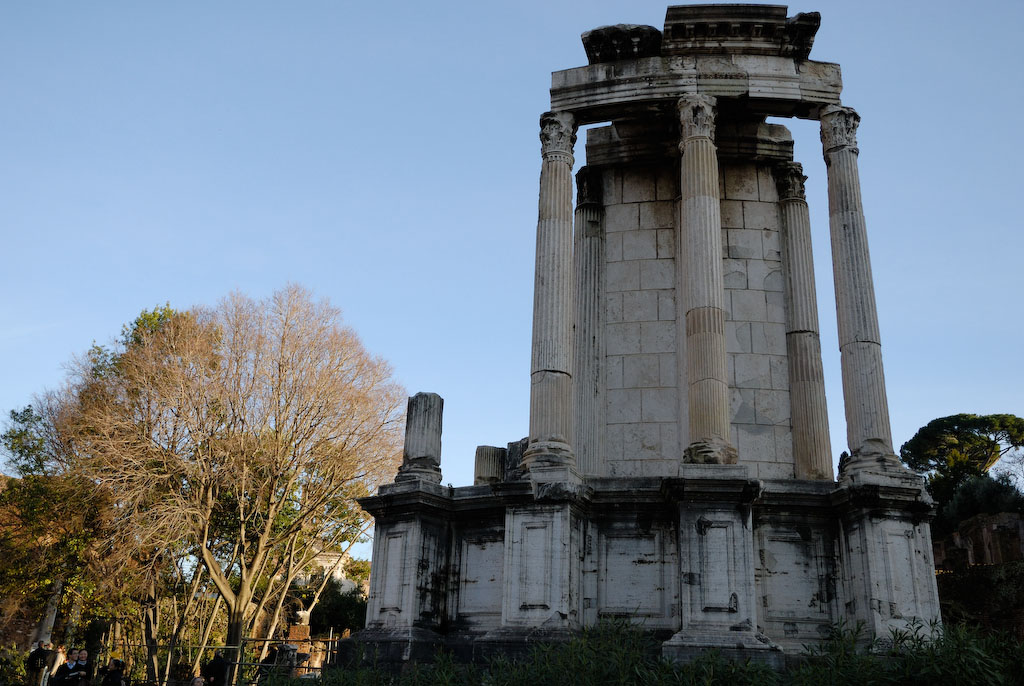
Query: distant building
[{"left": 934, "top": 512, "right": 1024, "bottom": 570}]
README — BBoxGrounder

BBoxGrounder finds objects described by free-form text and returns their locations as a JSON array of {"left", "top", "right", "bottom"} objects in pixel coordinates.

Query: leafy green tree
[
  {"left": 900, "top": 414, "right": 1024, "bottom": 507},
  {"left": 0, "top": 404, "right": 112, "bottom": 647},
  {"left": 345, "top": 559, "right": 371, "bottom": 589},
  {"left": 308, "top": 578, "right": 366, "bottom": 636},
  {"left": 931, "top": 474, "right": 1024, "bottom": 537}
]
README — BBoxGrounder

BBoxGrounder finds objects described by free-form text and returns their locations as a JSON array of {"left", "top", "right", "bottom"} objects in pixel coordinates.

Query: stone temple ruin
[{"left": 357, "top": 4, "right": 941, "bottom": 665}]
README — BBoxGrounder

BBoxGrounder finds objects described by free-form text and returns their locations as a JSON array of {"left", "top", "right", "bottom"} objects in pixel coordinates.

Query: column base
[
  {"left": 838, "top": 442, "right": 924, "bottom": 491},
  {"left": 522, "top": 439, "right": 575, "bottom": 470},
  {"left": 683, "top": 437, "right": 738, "bottom": 465},
  {"left": 529, "top": 464, "right": 584, "bottom": 501},
  {"left": 394, "top": 457, "right": 442, "bottom": 484}
]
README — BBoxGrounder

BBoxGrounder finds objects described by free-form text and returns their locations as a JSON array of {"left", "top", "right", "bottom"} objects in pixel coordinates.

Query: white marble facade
[
  {"left": 596, "top": 161, "right": 794, "bottom": 480},
  {"left": 358, "top": 5, "right": 941, "bottom": 666}
]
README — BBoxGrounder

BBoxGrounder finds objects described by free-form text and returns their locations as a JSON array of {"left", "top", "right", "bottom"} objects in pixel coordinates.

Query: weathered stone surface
[
  {"left": 662, "top": 5, "right": 819, "bottom": 60},
  {"left": 582, "top": 24, "right": 663, "bottom": 65},
  {"left": 360, "top": 3, "right": 941, "bottom": 667},
  {"left": 573, "top": 166, "right": 605, "bottom": 478},
  {"left": 474, "top": 446, "right": 506, "bottom": 485},
  {"left": 526, "top": 112, "right": 578, "bottom": 471},
  {"left": 820, "top": 106, "right": 902, "bottom": 472},
  {"left": 394, "top": 392, "right": 443, "bottom": 484},
  {"left": 677, "top": 94, "right": 736, "bottom": 465}
]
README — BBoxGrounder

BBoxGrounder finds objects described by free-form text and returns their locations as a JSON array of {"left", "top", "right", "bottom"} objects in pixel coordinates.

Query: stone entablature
[
  {"left": 358, "top": 3, "right": 942, "bottom": 667},
  {"left": 662, "top": 5, "right": 820, "bottom": 60},
  {"left": 550, "top": 56, "right": 840, "bottom": 123},
  {"left": 581, "top": 6, "right": 821, "bottom": 67}
]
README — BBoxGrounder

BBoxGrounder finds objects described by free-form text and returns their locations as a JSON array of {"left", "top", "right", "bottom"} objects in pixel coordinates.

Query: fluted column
[
  {"left": 820, "top": 106, "right": 896, "bottom": 467},
  {"left": 776, "top": 162, "right": 833, "bottom": 480},
  {"left": 572, "top": 166, "right": 604, "bottom": 476},
  {"left": 394, "top": 392, "right": 443, "bottom": 483},
  {"left": 474, "top": 445, "right": 505, "bottom": 485},
  {"left": 678, "top": 95, "right": 736, "bottom": 464},
  {"left": 524, "top": 111, "right": 578, "bottom": 470}
]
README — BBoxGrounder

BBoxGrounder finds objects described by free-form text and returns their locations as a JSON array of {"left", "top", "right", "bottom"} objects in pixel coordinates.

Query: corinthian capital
[
  {"left": 540, "top": 111, "right": 577, "bottom": 164},
  {"left": 677, "top": 94, "right": 717, "bottom": 143},
  {"left": 820, "top": 105, "right": 860, "bottom": 154},
  {"left": 774, "top": 162, "right": 807, "bottom": 201}
]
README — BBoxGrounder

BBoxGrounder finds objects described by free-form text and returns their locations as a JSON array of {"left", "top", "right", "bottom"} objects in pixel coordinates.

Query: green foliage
[
  {"left": 121, "top": 303, "right": 176, "bottom": 348},
  {"left": 345, "top": 560, "right": 371, "bottom": 588},
  {"left": 1, "top": 406, "right": 48, "bottom": 476},
  {"left": 0, "top": 644, "right": 26, "bottom": 686},
  {"left": 884, "top": 621, "right": 1017, "bottom": 686},
  {"left": 900, "top": 414, "right": 1024, "bottom": 507},
  {"left": 263, "top": 621, "right": 1024, "bottom": 686},
  {"left": 938, "top": 561, "right": 1024, "bottom": 631},
  {"left": 931, "top": 473, "right": 1024, "bottom": 537},
  {"left": 315, "top": 622, "right": 778, "bottom": 686},
  {"left": 308, "top": 579, "right": 367, "bottom": 636},
  {"left": 0, "top": 406, "right": 110, "bottom": 637}
]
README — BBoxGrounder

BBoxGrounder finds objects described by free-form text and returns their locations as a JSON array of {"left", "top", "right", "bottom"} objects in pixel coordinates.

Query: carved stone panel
[
  {"left": 502, "top": 505, "right": 579, "bottom": 627},
  {"left": 365, "top": 522, "right": 415, "bottom": 629},
  {"left": 457, "top": 535, "right": 504, "bottom": 625},
  {"left": 755, "top": 523, "right": 837, "bottom": 646},
  {"left": 837, "top": 510, "right": 941, "bottom": 638},
  {"left": 597, "top": 526, "right": 676, "bottom": 628},
  {"left": 696, "top": 517, "right": 739, "bottom": 613},
  {"left": 522, "top": 523, "right": 553, "bottom": 609},
  {"left": 380, "top": 532, "right": 407, "bottom": 614},
  {"left": 880, "top": 523, "right": 920, "bottom": 620},
  {"left": 678, "top": 505, "right": 758, "bottom": 635}
]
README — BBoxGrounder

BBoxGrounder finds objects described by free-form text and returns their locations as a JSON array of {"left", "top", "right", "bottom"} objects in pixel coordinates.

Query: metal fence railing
[{"left": 93, "top": 635, "right": 349, "bottom": 686}]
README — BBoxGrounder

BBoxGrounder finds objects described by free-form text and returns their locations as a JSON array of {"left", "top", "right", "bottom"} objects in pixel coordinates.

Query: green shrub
[
  {"left": 306, "top": 620, "right": 1024, "bottom": 686},
  {"left": 0, "top": 645, "right": 26, "bottom": 686}
]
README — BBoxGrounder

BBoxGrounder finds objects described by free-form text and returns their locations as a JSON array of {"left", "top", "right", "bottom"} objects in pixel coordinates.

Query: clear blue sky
[{"left": 3, "top": 1, "right": 1022, "bottom": 499}]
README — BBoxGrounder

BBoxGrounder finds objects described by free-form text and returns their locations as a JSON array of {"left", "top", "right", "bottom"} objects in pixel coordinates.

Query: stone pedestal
[
  {"left": 831, "top": 477, "right": 941, "bottom": 640},
  {"left": 361, "top": 481, "right": 450, "bottom": 661},
  {"left": 662, "top": 466, "right": 779, "bottom": 665},
  {"left": 364, "top": 482, "right": 449, "bottom": 631},
  {"left": 500, "top": 501, "right": 582, "bottom": 630}
]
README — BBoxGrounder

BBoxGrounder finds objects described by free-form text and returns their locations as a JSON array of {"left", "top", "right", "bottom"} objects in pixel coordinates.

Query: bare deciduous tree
[{"left": 69, "top": 285, "right": 404, "bottom": 654}]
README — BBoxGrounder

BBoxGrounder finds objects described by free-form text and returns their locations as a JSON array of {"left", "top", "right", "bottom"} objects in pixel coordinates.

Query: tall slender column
[
  {"left": 677, "top": 95, "right": 736, "bottom": 465},
  {"left": 820, "top": 106, "right": 897, "bottom": 468},
  {"left": 572, "top": 166, "right": 604, "bottom": 476},
  {"left": 776, "top": 162, "right": 833, "bottom": 480},
  {"left": 524, "top": 111, "right": 578, "bottom": 470}
]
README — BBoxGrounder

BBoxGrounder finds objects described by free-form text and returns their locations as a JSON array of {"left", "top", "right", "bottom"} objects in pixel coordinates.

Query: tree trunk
[
  {"left": 190, "top": 596, "right": 223, "bottom": 675},
  {"left": 224, "top": 604, "right": 249, "bottom": 686},
  {"left": 63, "top": 591, "right": 82, "bottom": 646},
  {"left": 32, "top": 579, "right": 65, "bottom": 644},
  {"left": 143, "top": 576, "right": 161, "bottom": 684}
]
